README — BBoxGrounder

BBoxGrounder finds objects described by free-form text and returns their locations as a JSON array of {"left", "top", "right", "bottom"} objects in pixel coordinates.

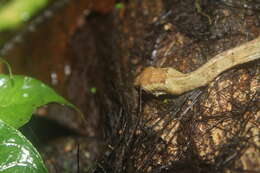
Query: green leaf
[
  {"left": 0, "top": 0, "right": 49, "bottom": 31},
  {"left": 0, "top": 119, "right": 49, "bottom": 173},
  {"left": 0, "top": 74, "right": 75, "bottom": 129}
]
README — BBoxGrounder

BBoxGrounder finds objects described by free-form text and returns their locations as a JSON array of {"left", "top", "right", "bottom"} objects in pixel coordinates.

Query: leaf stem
[{"left": 0, "top": 57, "right": 14, "bottom": 85}]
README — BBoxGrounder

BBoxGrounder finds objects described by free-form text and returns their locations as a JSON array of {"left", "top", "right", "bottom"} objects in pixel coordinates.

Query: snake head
[
  {"left": 135, "top": 67, "right": 187, "bottom": 96},
  {"left": 135, "top": 67, "right": 168, "bottom": 96}
]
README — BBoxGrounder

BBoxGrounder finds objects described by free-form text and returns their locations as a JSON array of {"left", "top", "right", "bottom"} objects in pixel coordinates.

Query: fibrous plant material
[{"left": 135, "top": 36, "right": 260, "bottom": 96}]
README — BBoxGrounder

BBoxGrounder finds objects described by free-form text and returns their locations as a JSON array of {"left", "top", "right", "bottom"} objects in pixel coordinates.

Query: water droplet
[
  {"left": 22, "top": 93, "right": 29, "bottom": 98},
  {"left": 28, "top": 25, "right": 36, "bottom": 32},
  {"left": 20, "top": 12, "right": 30, "bottom": 21},
  {"left": 14, "top": 35, "right": 22, "bottom": 43},
  {"left": 20, "top": 147, "right": 33, "bottom": 163},
  {"left": 151, "top": 50, "right": 157, "bottom": 59},
  {"left": 51, "top": 72, "right": 58, "bottom": 85},
  {"left": 64, "top": 64, "right": 71, "bottom": 76},
  {"left": 44, "top": 10, "right": 53, "bottom": 18},
  {"left": 0, "top": 78, "right": 6, "bottom": 87},
  {"left": 2, "top": 42, "right": 13, "bottom": 53},
  {"left": 7, "top": 138, "right": 15, "bottom": 142},
  {"left": 22, "top": 84, "right": 30, "bottom": 89},
  {"left": 24, "top": 77, "right": 32, "bottom": 82}
]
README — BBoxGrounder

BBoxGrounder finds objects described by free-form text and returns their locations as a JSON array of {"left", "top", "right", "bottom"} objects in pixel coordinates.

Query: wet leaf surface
[
  {"left": 0, "top": 74, "right": 74, "bottom": 128},
  {"left": 0, "top": 119, "right": 48, "bottom": 173}
]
